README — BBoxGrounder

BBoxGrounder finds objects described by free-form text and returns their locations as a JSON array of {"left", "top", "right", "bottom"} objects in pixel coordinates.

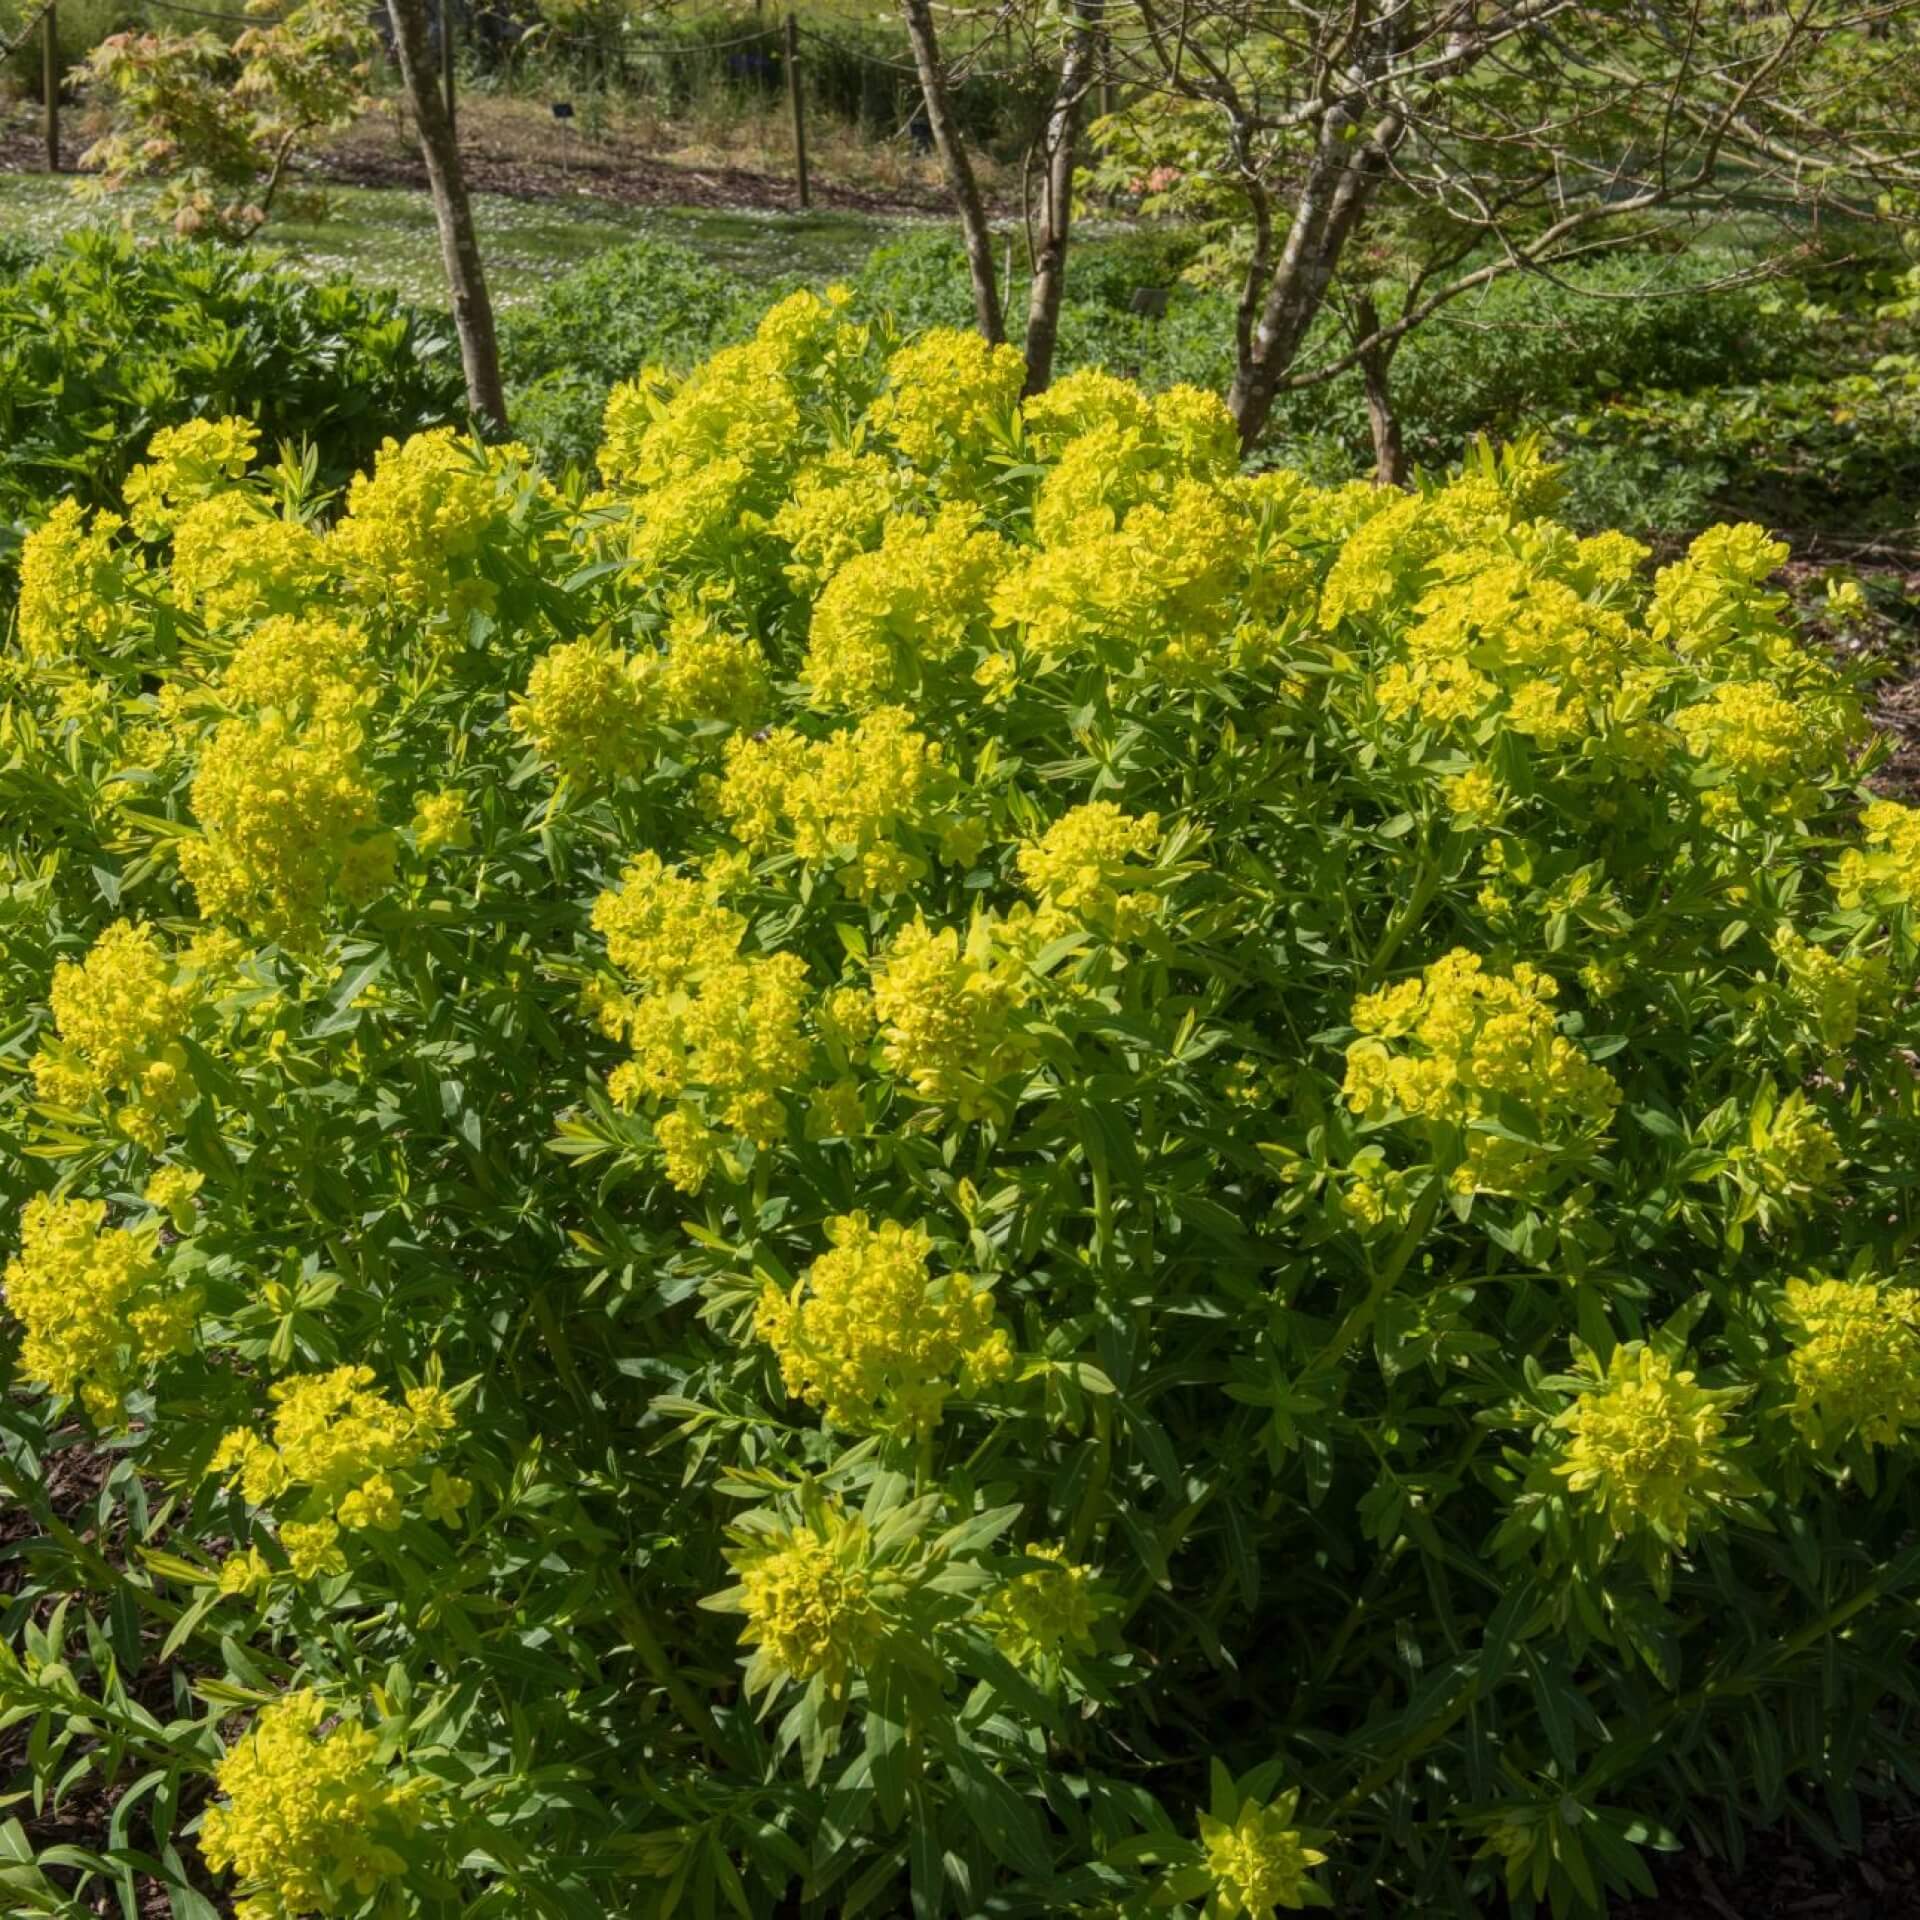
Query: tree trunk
[
  {"left": 1226, "top": 111, "right": 1397, "bottom": 452},
  {"left": 900, "top": 0, "right": 1003, "bottom": 345},
  {"left": 1353, "top": 294, "right": 1406, "bottom": 487},
  {"left": 1022, "top": 0, "right": 1099, "bottom": 395},
  {"left": 385, "top": 0, "right": 506, "bottom": 430}
]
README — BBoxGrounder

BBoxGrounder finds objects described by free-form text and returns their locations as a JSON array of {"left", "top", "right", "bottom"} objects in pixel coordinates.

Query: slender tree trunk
[
  {"left": 1022, "top": 0, "right": 1099, "bottom": 395},
  {"left": 1226, "top": 111, "right": 1398, "bottom": 451},
  {"left": 1353, "top": 293, "right": 1406, "bottom": 486},
  {"left": 385, "top": 0, "right": 506, "bottom": 430},
  {"left": 900, "top": 0, "right": 1003, "bottom": 344}
]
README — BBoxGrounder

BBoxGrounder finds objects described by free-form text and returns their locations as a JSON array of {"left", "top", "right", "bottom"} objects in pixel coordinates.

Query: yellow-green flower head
[
  {"left": 592, "top": 854, "right": 813, "bottom": 1169},
  {"left": 3, "top": 1194, "right": 196, "bottom": 1422},
  {"left": 145, "top": 1165, "right": 205, "bottom": 1232},
  {"left": 1648, "top": 522, "right": 1790, "bottom": 659},
  {"left": 1024, "top": 375, "right": 1237, "bottom": 547},
  {"left": 122, "top": 415, "right": 259, "bottom": 539},
  {"left": 865, "top": 328, "right": 1026, "bottom": 485},
  {"left": 1017, "top": 800, "right": 1160, "bottom": 936},
  {"left": 1317, "top": 472, "right": 1516, "bottom": 630},
  {"left": 1341, "top": 949, "right": 1618, "bottom": 1193},
  {"left": 180, "top": 710, "right": 388, "bottom": 940},
  {"left": 982, "top": 1545, "right": 1102, "bottom": 1666},
  {"left": 753, "top": 1213, "right": 1012, "bottom": 1438},
  {"left": 598, "top": 289, "right": 857, "bottom": 494},
  {"left": 1554, "top": 1345, "right": 1746, "bottom": 1542},
  {"left": 32, "top": 919, "right": 200, "bottom": 1146},
  {"left": 218, "top": 615, "right": 372, "bottom": 725},
  {"left": 1729, "top": 1089, "right": 1843, "bottom": 1209},
  {"left": 169, "top": 494, "right": 333, "bottom": 629},
  {"left": 869, "top": 917, "right": 1029, "bottom": 1111},
  {"left": 1674, "top": 679, "right": 1860, "bottom": 789},
  {"left": 512, "top": 636, "right": 659, "bottom": 784},
  {"left": 330, "top": 428, "right": 531, "bottom": 618},
  {"left": 727, "top": 1508, "right": 884, "bottom": 1699},
  {"left": 1770, "top": 927, "right": 1883, "bottom": 1052},
  {"left": 208, "top": 1365, "right": 456, "bottom": 1528},
  {"left": 803, "top": 505, "right": 1015, "bottom": 710},
  {"left": 769, "top": 449, "right": 904, "bottom": 592},
  {"left": 717, "top": 705, "right": 943, "bottom": 895},
  {"left": 16, "top": 499, "right": 143, "bottom": 661},
  {"left": 991, "top": 479, "right": 1256, "bottom": 677},
  {"left": 1835, "top": 799, "right": 1920, "bottom": 918},
  {"left": 1198, "top": 1793, "right": 1329, "bottom": 1916},
  {"left": 409, "top": 788, "right": 472, "bottom": 853},
  {"left": 200, "top": 1688, "right": 428, "bottom": 1920},
  {"left": 655, "top": 593, "right": 768, "bottom": 726},
  {"left": 1782, "top": 1277, "right": 1920, "bottom": 1453}
]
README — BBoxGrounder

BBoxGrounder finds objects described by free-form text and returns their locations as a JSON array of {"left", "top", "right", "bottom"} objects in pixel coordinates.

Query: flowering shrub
[{"left": 4, "top": 294, "right": 1920, "bottom": 1919}]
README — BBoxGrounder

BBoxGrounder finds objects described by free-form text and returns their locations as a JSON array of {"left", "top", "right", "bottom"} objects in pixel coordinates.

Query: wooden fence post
[
  {"left": 784, "top": 11, "right": 810, "bottom": 210},
  {"left": 441, "top": 0, "right": 456, "bottom": 137},
  {"left": 43, "top": 3, "right": 58, "bottom": 173}
]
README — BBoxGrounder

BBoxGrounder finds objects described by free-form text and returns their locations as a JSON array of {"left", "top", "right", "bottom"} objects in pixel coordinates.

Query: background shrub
[{"left": 0, "top": 229, "right": 463, "bottom": 569}]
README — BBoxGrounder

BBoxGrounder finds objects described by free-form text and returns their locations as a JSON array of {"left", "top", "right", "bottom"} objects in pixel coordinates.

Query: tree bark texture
[
  {"left": 900, "top": 0, "right": 1004, "bottom": 345},
  {"left": 384, "top": 0, "right": 506, "bottom": 430},
  {"left": 1022, "top": 0, "right": 1100, "bottom": 394}
]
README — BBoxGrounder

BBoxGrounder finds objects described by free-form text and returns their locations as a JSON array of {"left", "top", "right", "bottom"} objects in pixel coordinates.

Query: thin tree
[
  {"left": 1101, "top": 0, "right": 1920, "bottom": 450},
  {"left": 1022, "top": 0, "right": 1102, "bottom": 393},
  {"left": 384, "top": 0, "right": 506, "bottom": 429},
  {"left": 900, "top": 0, "right": 1005, "bottom": 344}
]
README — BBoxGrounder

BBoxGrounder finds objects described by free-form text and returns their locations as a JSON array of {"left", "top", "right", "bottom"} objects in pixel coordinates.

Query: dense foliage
[
  {"left": 4, "top": 296, "right": 1920, "bottom": 1920},
  {"left": 0, "top": 231, "right": 463, "bottom": 570}
]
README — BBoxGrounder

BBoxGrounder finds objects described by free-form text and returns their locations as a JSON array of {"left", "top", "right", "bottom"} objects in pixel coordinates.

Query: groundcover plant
[{"left": 3, "top": 292, "right": 1919, "bottom": 1920}]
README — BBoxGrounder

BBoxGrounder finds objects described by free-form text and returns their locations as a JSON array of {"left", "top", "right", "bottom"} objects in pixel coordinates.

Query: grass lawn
[{"left": 0, "top": 170, "right": 912, "bottom": 309}]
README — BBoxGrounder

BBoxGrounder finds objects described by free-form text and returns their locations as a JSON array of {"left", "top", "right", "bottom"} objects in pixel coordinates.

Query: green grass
[{"left": 0, "top": 173, "right": 912, "bottom": 310}]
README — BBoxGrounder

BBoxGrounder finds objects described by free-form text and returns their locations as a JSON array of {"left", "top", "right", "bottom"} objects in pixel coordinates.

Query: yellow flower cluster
[
  {"left": 1342, "top": 950, "right": 1619, "bottom": 1193},
  {"left": 200, "top": 1689, "right": 427, "bottom": 1920},
  {"left": 1199, "top": 1793, "right": 1329, "bottom": 1917},
  {"left": 753, "top": 1213, "right": 1012, "bottom": 1437},
  {"left": 219, "top": 614, "right": 371, "bottom": 722},
  {"left": 1674, "top": 679, "right": 1859, "bottom": 789},
  {"left": 982, "top": 1545, "right": 1101, "bottom": 1666},
  {"left": 1782, "top": 1277, "right": 1920, "bottom": 1453},
  {"left": 592, "top": 854, "right": 812, "bottom": 1179},
  {"left": 1648, "top": 522, "right": 1790, "bottom": 660},
  {"left": 726, "top": 1509, "right": 883, "bottom": 1699},
  {"left": 209, "top": 1365, "right": 463, "bottom": 1573},
  {"left": 869, "top": 917, "right": 1031, "bottom": 1112},
  {"left": 804, "top": 506, "right": 1015, "bottom": 709},
  {"left": 32, "top": 920, "right": 201, "bottom": 1147},
  {"left": 866, "top": 327, "right": 1025, "bottom": 484},
  {"left": 1554, "top": 1345, "right": 1745, "bottom": 1543},
  {"left": 3, "top": 1196, "right": 195, "bottom": 1420},
  {"left": 717, "top": 705, "right": 945, "bottom": 898},
  {"left": 1017, "top": 800, "right": 1160, "bottom": 936},
  {"left": 1023, "top": 372, "right": 1239, "bottom": 546},
  {"left": 170, "top": 496, "right": 332, "bottom": 628},
  {"left": 1835, "top": 799, "right": 1920, "bottom": 917},
  {"left": 181, "top": 710, "right": 387, "bottom": 939},
  {"left": 654, "top": 593, "right": 768, "bottom": 724},
  {"left": 512, "top": 636, "right": 658, "bottom": 783},
  {"left": 16, "top": 500, "right": 142, "bottom": 661},
  {"left": 122, "top": 415, "right": 259, "bottom": 538},
  {"left": 330, "top": 427, "right": 529, "bottom": 617},
  {"left": 769, "top": 449, "right": 904, "bottom": 591},
  {"left": 1770, "top": 927, "right": 1883, "bottom": 1051},
  {"left": 993, "top": 478, "right": 1255, "bottom": 678}
]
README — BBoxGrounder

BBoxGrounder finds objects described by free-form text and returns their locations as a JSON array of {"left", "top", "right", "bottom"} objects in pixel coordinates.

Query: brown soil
[
  {"left": 0, "top": 90, "right": 976, "bottom": 218},
  {"left": 314, "top": 101, "right": 962, "bottom": 216}
]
